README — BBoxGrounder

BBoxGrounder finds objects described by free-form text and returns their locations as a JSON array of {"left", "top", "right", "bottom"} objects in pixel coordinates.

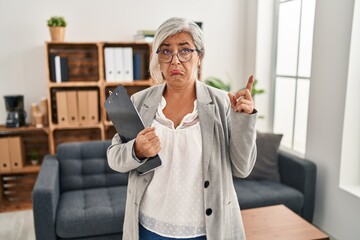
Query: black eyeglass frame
[{"left": 156, "top": 48, "right": 200, "bottom": 63}]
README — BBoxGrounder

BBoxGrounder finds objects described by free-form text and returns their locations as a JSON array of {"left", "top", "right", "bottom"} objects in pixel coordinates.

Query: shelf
[
  {"left": 0, "top": 171, "right": 38, "bottom": 212},
  {"left": 0, "top": 165, "right": 41, "bottom": 175},
  {"left": 104, "top": 80, "right": 153, "bottom": 87},
  {"left": 48, "top": 81, "right": 100, "bottom": 87},
  {"left": 0, "top": 200, "right": 33, "bottom": 213},
  {"left": 51, "top": 123, "right": 103, "bottom": 130},
  {"left": 0, "top": 125, "right": 49, "bottom": 135}
]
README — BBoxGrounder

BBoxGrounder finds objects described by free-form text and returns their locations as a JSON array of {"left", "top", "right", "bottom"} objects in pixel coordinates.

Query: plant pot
[
  {"left": 49, "top": 27, "right": 65, "bottom": 42},
  {"left": 31, "top": 159, "right": 39, "bottom": 165}
]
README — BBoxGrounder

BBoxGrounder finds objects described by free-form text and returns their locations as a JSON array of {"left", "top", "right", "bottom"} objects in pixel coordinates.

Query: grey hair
[{"left": 149, "top": 17, "right": 205, "bottom": 83}]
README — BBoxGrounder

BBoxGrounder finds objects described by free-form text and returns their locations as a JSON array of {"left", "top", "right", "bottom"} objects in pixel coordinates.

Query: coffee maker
[{"left": 4, "top": 95, "right": 26, "bottom": 128}]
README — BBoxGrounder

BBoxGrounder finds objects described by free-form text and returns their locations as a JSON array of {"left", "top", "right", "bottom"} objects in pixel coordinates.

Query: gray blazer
[{"left": 107, "top": 80, "right": 257, "bottom": 240}]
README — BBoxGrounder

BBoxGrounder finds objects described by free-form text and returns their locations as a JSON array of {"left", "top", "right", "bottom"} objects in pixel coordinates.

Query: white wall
[
  {"left": 340, "top": 0, "right": 360, "bottom": 197},
  {"left": 306, "top": 0, "right": 360, "bottom": 239},
  {"left": 0, "top": 0, "right": 248, "bottom": 124}
]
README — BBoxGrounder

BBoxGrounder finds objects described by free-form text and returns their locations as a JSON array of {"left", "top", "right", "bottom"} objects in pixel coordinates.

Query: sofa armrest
[
  {"left": 278, "top": 150, "right": 316, "bottom": 222},
  {"left": 32, "top": 155, "right": 60, "bottom": 240}
]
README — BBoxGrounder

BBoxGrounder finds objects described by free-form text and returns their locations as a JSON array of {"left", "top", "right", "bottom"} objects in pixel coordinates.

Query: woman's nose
[{"left": 170, "top": 52, "right": 181, "bottom": 65}]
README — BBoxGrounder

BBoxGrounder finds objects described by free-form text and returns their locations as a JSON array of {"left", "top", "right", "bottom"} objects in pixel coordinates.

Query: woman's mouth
[{"left": 170, "top": 70, "right": 181, "bottom": 75}]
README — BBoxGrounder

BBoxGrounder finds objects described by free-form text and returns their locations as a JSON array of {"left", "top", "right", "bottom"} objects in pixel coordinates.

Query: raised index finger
[{"left": 246, "top": 75, "right": 254, "bottom": 92}]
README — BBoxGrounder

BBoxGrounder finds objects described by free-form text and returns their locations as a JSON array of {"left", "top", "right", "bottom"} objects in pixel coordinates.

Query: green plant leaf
[{"left": 47, "top": 16, "right": 67, "bottom": 27}]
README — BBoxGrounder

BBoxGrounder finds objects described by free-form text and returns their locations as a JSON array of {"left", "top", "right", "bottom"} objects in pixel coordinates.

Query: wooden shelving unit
[
  {"left": 0, "top": 125, "right": 49, "bottom": 212},
  {"left": 45, "top": 41, "right": 154, "bottom": 154},
  {"left": 0, "top": 41, "right": 154, "bottom": 212}
]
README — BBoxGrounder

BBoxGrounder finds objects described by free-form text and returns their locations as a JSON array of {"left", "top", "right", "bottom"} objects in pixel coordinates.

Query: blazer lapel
[
  {"left": 196, "top": 81, "right": 215, "bottom": 177},
  {"left": 138, "top": 83, "right": 166, "bottom": 127}
]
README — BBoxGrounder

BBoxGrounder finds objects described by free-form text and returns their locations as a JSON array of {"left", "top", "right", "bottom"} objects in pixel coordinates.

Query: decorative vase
[{"left": 49, "top": 27, "right": 65, "bottom": 42}]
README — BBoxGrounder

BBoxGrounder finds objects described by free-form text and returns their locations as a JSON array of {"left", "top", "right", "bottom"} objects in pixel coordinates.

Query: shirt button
[
  {"left": 206, "top": 208, "right": 212, "bottom": 216},
  {"left": 204, "top": 181, "right": 210, "bottom": 188}
]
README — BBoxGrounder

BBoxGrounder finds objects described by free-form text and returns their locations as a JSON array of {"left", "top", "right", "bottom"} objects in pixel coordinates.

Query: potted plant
[
  {"left": 30, "top": 150, "right": 40, "bottom": 165},
  {"left": 204, "top": 76, "right": 231, "bottom": 91},
  {"left": 47, "top": 16, "right": 67, "bottom": 42}
]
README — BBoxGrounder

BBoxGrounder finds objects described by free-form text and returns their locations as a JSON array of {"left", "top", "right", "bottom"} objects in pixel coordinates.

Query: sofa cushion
[
  {"left": 247, "top": 132, "right": 283, "bottom": 182},
  {"left": 233, "top": 178, "right": 304, "bottom": 214},
  {"left": 56, "top": 186, "right": 127, "bottom": 239},
  {"left": 57, "top": 141, "right": 128, "bottom": 192},
  {"left": 59, "top": 156, "right": 128, "bottom": 192}
]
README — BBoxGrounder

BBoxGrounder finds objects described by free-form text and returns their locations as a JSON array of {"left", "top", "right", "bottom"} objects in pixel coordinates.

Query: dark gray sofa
[{"left": 32, "top": 140, "right": 316, "bottom": 240}]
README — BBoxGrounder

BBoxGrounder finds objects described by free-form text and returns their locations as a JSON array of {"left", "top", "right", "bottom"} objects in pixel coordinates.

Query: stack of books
[{"left": 134, "top": 30, "right": 156, "bottom": 42}]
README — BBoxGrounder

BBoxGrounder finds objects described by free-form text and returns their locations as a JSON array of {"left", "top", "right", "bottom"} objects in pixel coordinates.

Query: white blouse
[{"left": 139, "top": 97, "right": 205, "bottom": 238}]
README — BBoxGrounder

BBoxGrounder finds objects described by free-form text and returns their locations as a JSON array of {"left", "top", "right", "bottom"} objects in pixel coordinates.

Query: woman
[{"left": 107, "top": 17, "right": 257, "bottom": 240}]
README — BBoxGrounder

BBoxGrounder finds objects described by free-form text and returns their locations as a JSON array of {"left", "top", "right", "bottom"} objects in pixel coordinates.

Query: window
[{"left": 273, "top": 0, "right": 316, "bottom": 154}]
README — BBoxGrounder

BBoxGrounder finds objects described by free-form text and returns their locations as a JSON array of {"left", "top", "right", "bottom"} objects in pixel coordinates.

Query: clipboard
[{"left": 104, "top": 85, "right": 162, "bottom": 175}]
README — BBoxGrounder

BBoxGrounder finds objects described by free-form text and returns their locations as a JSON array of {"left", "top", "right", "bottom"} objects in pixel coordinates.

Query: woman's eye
[
  {"left": 180, "top": 49, "right": 191, "bottom": 53},
  {"left": 162, "top": 49, "right": 172, "bottom": 55}
]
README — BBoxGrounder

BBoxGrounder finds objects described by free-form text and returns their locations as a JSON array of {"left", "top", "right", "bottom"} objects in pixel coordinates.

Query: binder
[
  {"left": 55, "top": 56, "right": 62, "bottom": 83},
  {"left": 133, "top": 49, "right": 147, "bottom": 80},
  {"left": 49, "top": 54, "right": 57, "bottom": 82},
  {"left": 56, "top": 91, "right": 68, "bottom": 125},
  {"left": 8, "top": 137, "right": 25, "bottom": 170},
  {"left": 87, "top": 90, "right": 99, "bottom": 124},
  {"left": 77, "top": 90, "right": 89, "bottom": 125},
  {"left": 104, "top": 85, "right": 162, "bottom": 175},
  {"left": 114, "top": 47, "right": 125, "bottom": 82},
  {"left": 104, "top": 47, "right": 116, "bottom": 82},
  {"left": 0, "top": 138, "right": 11, "bottom": 172},
  {"left": 60, "top": 57, "right": 69, "bottom": 82},
  {"left": 133, "top": 52, "right": 141, "bottom": 80},
  {"left": 67, "top": 91, "right": 78, "bottom": 125},
  {"left": 123, "top": 47, "right": 134, "bottom": 82}
]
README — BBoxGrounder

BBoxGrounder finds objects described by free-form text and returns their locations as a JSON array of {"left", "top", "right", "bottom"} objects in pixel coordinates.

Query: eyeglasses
[{"left": 156, "top": 48, "right": 198, "bottom": 63}]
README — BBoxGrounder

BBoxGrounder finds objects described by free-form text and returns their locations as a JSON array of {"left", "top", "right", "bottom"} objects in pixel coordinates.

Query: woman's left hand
[{"left": 228, "top": 75, "right": 255, "bottom": 114}]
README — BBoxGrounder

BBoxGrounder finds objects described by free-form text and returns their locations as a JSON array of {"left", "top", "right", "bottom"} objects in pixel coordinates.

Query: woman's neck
[{"left": 163, "top": 81, "right": 196, "bottom": 100}]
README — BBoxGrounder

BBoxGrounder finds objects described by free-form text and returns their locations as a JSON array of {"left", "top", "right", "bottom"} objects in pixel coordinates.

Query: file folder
[
  {"left": 87, "top": 90, "right": 99, "bottom": 123},
  {"left": 77, "top": 90, "right": 89, "bottom": 124},
  {"left": 0, "top": 138, "right": 11, "bottom": 172},
  {"left": 56, "top": 91, "right": 68, "bottom": 125},
  {"left": 104, "top": 47, "right": 116, "bottom": 82},
  {"left": 114, "top": 47, "right": 124, "bottom": 82},
  {"left": 123, "top": 47, "right": 134, "bottom": 82},
  {"left": 8, "top": 137, "right": 25, "bottom": 170},
  {"left": 67, "top": 91, "right": 78, "bottom": 125},
  {"left": 104, "top": 85, "right": 162, "bottom": 175}
]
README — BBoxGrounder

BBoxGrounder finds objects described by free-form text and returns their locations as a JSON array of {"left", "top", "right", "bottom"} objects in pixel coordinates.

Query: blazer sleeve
[
  {"left": 107, "top": 133, "right": 145, "bottom": 173},
  {"left": 228, "top": 109, "right": 257, "bottom": 178}
]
